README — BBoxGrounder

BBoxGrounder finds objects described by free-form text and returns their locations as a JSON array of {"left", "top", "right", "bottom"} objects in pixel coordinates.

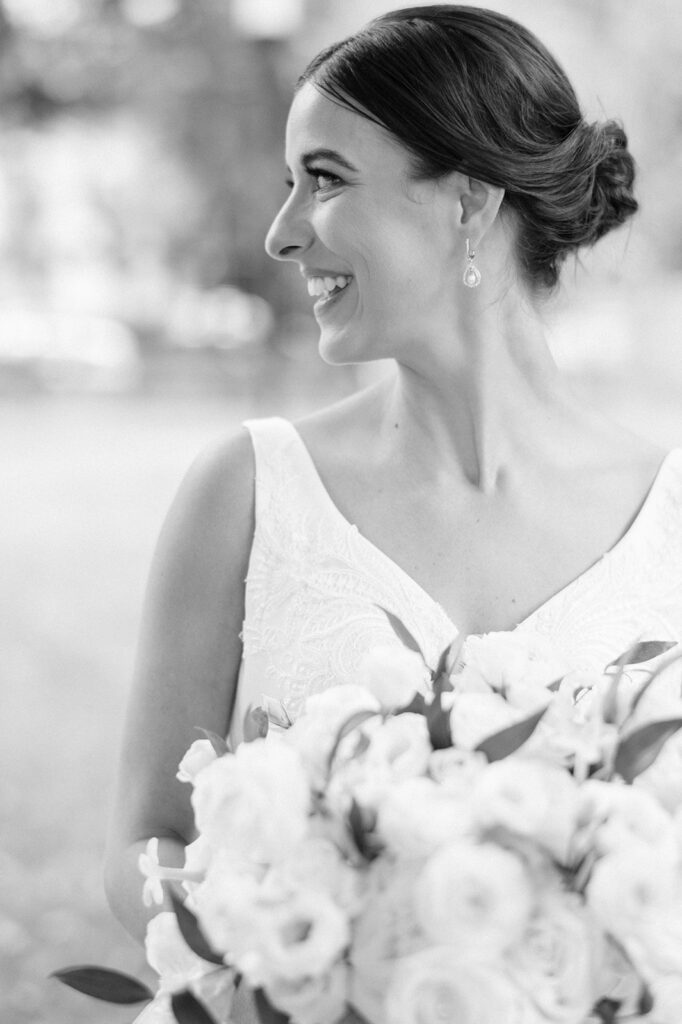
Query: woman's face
[{"left": 265, "top": 83, "right": 463, "bottom": 366}]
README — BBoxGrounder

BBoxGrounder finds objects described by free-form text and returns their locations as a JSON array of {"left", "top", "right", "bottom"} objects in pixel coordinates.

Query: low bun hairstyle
[{"left": 299, "top": 5, "right": 638, "bottom": 290}]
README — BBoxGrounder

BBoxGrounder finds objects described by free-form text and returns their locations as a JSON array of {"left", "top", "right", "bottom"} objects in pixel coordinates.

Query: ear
[
  {"left": 459, "top": 176, "right": 505, "bottom": 245},
  {"left": 441, "top": 172, "right": 504, "bottom": 247}
]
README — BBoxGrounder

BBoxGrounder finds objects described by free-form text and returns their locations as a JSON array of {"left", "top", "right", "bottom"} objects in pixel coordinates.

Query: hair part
[{"left": 298, "top": 5, "right": 638, "bottom": 291}]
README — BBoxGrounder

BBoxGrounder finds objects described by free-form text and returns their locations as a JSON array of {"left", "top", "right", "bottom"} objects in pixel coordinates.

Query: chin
[{"left": 317, "top": 323, "right": 391, "bottom": 367}]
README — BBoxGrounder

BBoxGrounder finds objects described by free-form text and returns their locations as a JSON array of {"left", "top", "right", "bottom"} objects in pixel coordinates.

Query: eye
[{"left": 307, "top": 167, "right": 342, "bottom": 194}]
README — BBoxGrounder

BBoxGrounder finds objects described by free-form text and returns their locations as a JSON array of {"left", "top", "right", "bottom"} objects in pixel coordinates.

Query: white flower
[
  {"left": 259, "top": 694, "right": 293, "bottom": 730},
  {"left": 358, "top": 644, "right": 430, "bottom": 711},
  {"left": 287, "top": 685, "right": 381, "bottom": 790},
  {"left": 145, "top": 911, "right": 223, "bottom": 991},
  {"left": 264, "top": 836, "right": 363, "bottom": 916},
  {"left": 586, "top": 846, "right": 677, "bottom": 945},
  {"left": 448, "top": 691, "right": 524, "bottom": 750},
  {"left": 384, "top": 948, "right": 532, "bottom": 1024},
  {"left": 191, "top": 737, "right": 309, "bottom": 864},
  {"left": 349, "top": 859, "right": 428, "bottom": 1024},
  {"left": 578, "top": 780, "right": 678, "bottom": 862},
  {"left": 176, "top": 739, "right": 218, "bottom": 784},
  {"left": 376, "top": 776, "right": 473, "bottom": 859},
  {"left": 506, "top": 892, "right": 602, "bottom": 1022},
  {"left": 427, "top": 746, "right": 487, "bottom": 792},
  {"left": 414, "top": 841, "right": 533, "bottom": 959},
  {"left": 256, "top": 888, "right": 350, "bottom": 984},
  {"left": 265, "top": 962, "right": 349, "bottom": 1024},
  {"left": 471, "top": 758, "right": 580, "bottom": 864},
  {"left": 327, "top": 713, "right": 432, "bottom": 817},
  {"left": 139, "top": 838, "right": 164, "bottom": 907},
  {"left": 461, "top": 631, "right": 567, "bottom": 693},
  {"left": 649, "top": 973, "right": 682, "bottom": 1024},
  {"left": 192, "top": 857, "right": 264, "bottom": 968}
]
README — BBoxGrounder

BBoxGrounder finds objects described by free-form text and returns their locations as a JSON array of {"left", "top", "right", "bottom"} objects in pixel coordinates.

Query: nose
[{"left": 264, "top": 193, "right": 312, "bottom": 262}]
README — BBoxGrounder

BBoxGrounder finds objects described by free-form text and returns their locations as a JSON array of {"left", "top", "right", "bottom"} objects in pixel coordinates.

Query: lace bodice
[{"left": 229, "top": 417, "right": 682, "bottom": 744}]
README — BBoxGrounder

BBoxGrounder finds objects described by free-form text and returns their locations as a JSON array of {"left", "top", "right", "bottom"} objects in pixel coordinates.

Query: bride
[{"left": 104, "top": 4, "right": 682, "bottom": 1019}]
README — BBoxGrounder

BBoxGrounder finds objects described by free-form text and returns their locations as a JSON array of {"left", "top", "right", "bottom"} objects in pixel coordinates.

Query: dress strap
[{"left": 242, "top": 416, "right": 335, "bottom": 522}]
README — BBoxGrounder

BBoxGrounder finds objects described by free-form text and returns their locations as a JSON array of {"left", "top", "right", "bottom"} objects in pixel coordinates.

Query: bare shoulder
[{"left": 173, "top": 427, "right": 255, "bottom": 538}]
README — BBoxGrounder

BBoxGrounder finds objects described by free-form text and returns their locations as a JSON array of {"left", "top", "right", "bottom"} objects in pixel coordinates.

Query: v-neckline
[{"left": 283, "top": 418, "right": 678, "bottom": 637}]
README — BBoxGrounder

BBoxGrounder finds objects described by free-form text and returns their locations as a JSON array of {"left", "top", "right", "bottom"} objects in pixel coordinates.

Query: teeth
[{"left": 306, "top": 275, "right": 352, "bottom": 299}]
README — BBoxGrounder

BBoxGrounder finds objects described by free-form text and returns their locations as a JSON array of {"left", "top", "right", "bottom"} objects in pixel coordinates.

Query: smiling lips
[{"left": 306, "top": 275, "right": 353, "bottom": 300}]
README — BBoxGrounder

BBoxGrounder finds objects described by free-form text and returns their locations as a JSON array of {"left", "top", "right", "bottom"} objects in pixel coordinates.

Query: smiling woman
[{"left": 101, "top": 6, "right": 682, "bottom": 1024}]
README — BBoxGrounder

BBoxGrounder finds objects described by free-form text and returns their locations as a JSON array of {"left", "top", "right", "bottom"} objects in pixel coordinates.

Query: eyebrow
[{"left": 287, "top": 148, "right": 359, "bottom": 174}]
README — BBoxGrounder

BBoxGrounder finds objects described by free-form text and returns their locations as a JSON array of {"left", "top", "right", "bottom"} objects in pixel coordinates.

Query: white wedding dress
[
  {"left": 230, "top": 416, "right": 682, "bottom": 745},
  {"left": 138, "top": 415, "right": 682, "bottom": 1023}
]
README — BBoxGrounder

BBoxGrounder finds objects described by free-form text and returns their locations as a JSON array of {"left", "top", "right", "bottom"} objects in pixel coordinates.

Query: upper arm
[{"left": 110, "top": 428, "right": 255, "bottom": 848}]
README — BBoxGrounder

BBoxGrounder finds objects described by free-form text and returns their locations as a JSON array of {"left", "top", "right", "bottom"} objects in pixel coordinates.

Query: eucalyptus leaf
[
  {"left": 195, "top": 727, "right": 230, "bottom": 757},
  {"left": 348, "top": 799, "right": 380, "bottom": 861},
  {"left": 425, "top": 692, "right": 452, "bottom": 750},
  {"left": 327, "top": 710, "right": 380, "bottom": 771},
  {"left": 50, "top": 966, "right": 153, "bottom": 1004},
  {"left": 254, "top": 987, "right": 291, "bottom": 1024},
  {"left": 614, "top": 717, "right": 682, "bottom": 783},
  {"left": 168, "top": 889, "right": 226, "bottom": 966},
  {"left": 375, "top": 605, "right": 426, "bottom": 662},
  {"left": 171, "top": 990, "right": 219, "bottom": 1024},
  {"left": 243, "top": 705, "right": 269, "bottom": 742},
  {"left": 475, "top": 706, "right": 547, "bottom": 762},
  {"left": 607, "top": 640, "right": 677, "bottom": 669}
]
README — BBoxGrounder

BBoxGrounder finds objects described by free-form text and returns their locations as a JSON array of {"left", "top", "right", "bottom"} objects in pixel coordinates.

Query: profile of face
[{"left": 265, "top": 83, "right": 468, "bottom": 368}]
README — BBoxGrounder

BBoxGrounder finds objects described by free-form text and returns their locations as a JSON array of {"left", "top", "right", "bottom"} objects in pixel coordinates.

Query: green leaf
[
  {"left": 168, "top": 888, "right": 225, "bottom": 966},
  {"left": 171, "top": 990, "right": 220, "bottom": 1024},
  {"left": 607, "top": 640, "right": 677, "bottom": 669},
  {"left": 327, "top": 709, "right": 380, "bottom": 771},
  {"left": 614, "top": 717, "right": 682, "bottom": 783},
  {"left": 474, "top": 706, "right": 547, "bottom": 762},
  {"left": 348, "top": 799, "right": 380, "bottom": 861},
  {"left": 425, "top": 692, "right": 452, "bottom": 750},
  {"left": 546, "top": 676, "right": 563, "bottom": 692},
  {"left": 195, "top": 727, "right": 230, "bottom": 757},
  {"left": 50, "top": 966, "right": 153, "bottom": 1004},
  {"left": 394, "top": 692, "right": 428, "bottom": 716},
  {"left": 375, "top": 605, "right": 426, "bottom": 662},
  {"left": 638, "top": 981, "right": 654, "bottom": 1016},
  {"left": 243, "top": 705, "right": 269, "bottom": 742},
  {"left": 254, "top": 987, "right": 291, "bottom": 1024}
]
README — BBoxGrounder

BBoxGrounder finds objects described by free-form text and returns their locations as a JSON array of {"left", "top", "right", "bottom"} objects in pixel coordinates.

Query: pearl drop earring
[{"left": 462, "top": 237, "right": 481, "bottom": 288}]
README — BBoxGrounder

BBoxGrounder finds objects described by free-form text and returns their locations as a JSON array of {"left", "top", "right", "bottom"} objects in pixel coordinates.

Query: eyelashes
[{"left": 284, "top": 167, "right": 343, "bottom": 195}]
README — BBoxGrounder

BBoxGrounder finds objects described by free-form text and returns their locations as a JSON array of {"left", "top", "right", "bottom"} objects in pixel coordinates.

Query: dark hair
[{"left": 298, "top": 5, "right": 638, "bottom": 290}]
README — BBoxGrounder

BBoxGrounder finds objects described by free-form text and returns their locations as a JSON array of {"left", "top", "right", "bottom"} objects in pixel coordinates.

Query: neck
[{"left": 376, "top": 289, "right": 574, "bottom": 491}]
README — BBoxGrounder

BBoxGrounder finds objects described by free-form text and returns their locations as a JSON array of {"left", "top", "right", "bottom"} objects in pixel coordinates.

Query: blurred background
[{"left": 1, "top": 0, "right": 681, "bottom": 1020}]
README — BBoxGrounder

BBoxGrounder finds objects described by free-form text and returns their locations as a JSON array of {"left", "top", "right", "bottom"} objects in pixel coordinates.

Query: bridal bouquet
[{"left": 55, "top": 619, "right": 682, "bottom": 1024}]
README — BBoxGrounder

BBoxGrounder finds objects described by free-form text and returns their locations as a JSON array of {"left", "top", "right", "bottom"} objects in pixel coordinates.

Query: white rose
[
  {"left": 427, "top": 747, "right": 487, "bottom": 793},
  {"left": 529, "top": 672, "right": 618, "bottom": 773},
  {"left": 579, "top": 780, "right": 678, "bottom": 862},
  {"left": 191, "top": 857, "right": 264, "bottom": 969},
  {"left": 414, "top": 841, "right": 533, "bottom": 959},
  {"left": 384, "top": 948, "right": 533, "bottom": 1024},
  {"left": 376, "top": 776, "right": 474, "bottom": 859},
  {"left": 191, "top": 736, "right": 309, "bottom": 864},
  {"left": 358, "top": 644, "right": 430, "bottom": 710},
  {"left": 256, "top": 888, "right": 350, "bottom": 984},
  {"left": 265, "top": 962, "right": 349, "bottom": 1024},
  {"left": 449, "top": 691, "right": 524, "bottom": 750},
  {"left": 649, "top": 973, "right": 682, "bottom": 1024},
  {"left": 145, "top": 911, "right": 223, "bottom": 991},
  {"left": 472, "top": 758, "right": 580, "bottom": 864},
  {"left": 176, "top": 739, "right": 218, "bottom": 784},
  {"left": 265, "top": 836, "right": 363, "bottom": 916},
  {"left": 586, "top": 846, "right": 677, "bottom": 945},
  {"left": 287, "top": 685, "right": 381, "bottom": 790},
  {"left": 349, "top": 859, "right": 428, "bottom": 1024},
  {"left": 635, "top": 894, "right": 682, "bottom": 976},
  {"left": 461, "top": 631, "right": 567, "bottom": 692},
  {"left": 506, "top": 892, "right": 602, "bottom": 1023},
  {"left": 326, "top": 713, "right": 432, "bottom": 818}
]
